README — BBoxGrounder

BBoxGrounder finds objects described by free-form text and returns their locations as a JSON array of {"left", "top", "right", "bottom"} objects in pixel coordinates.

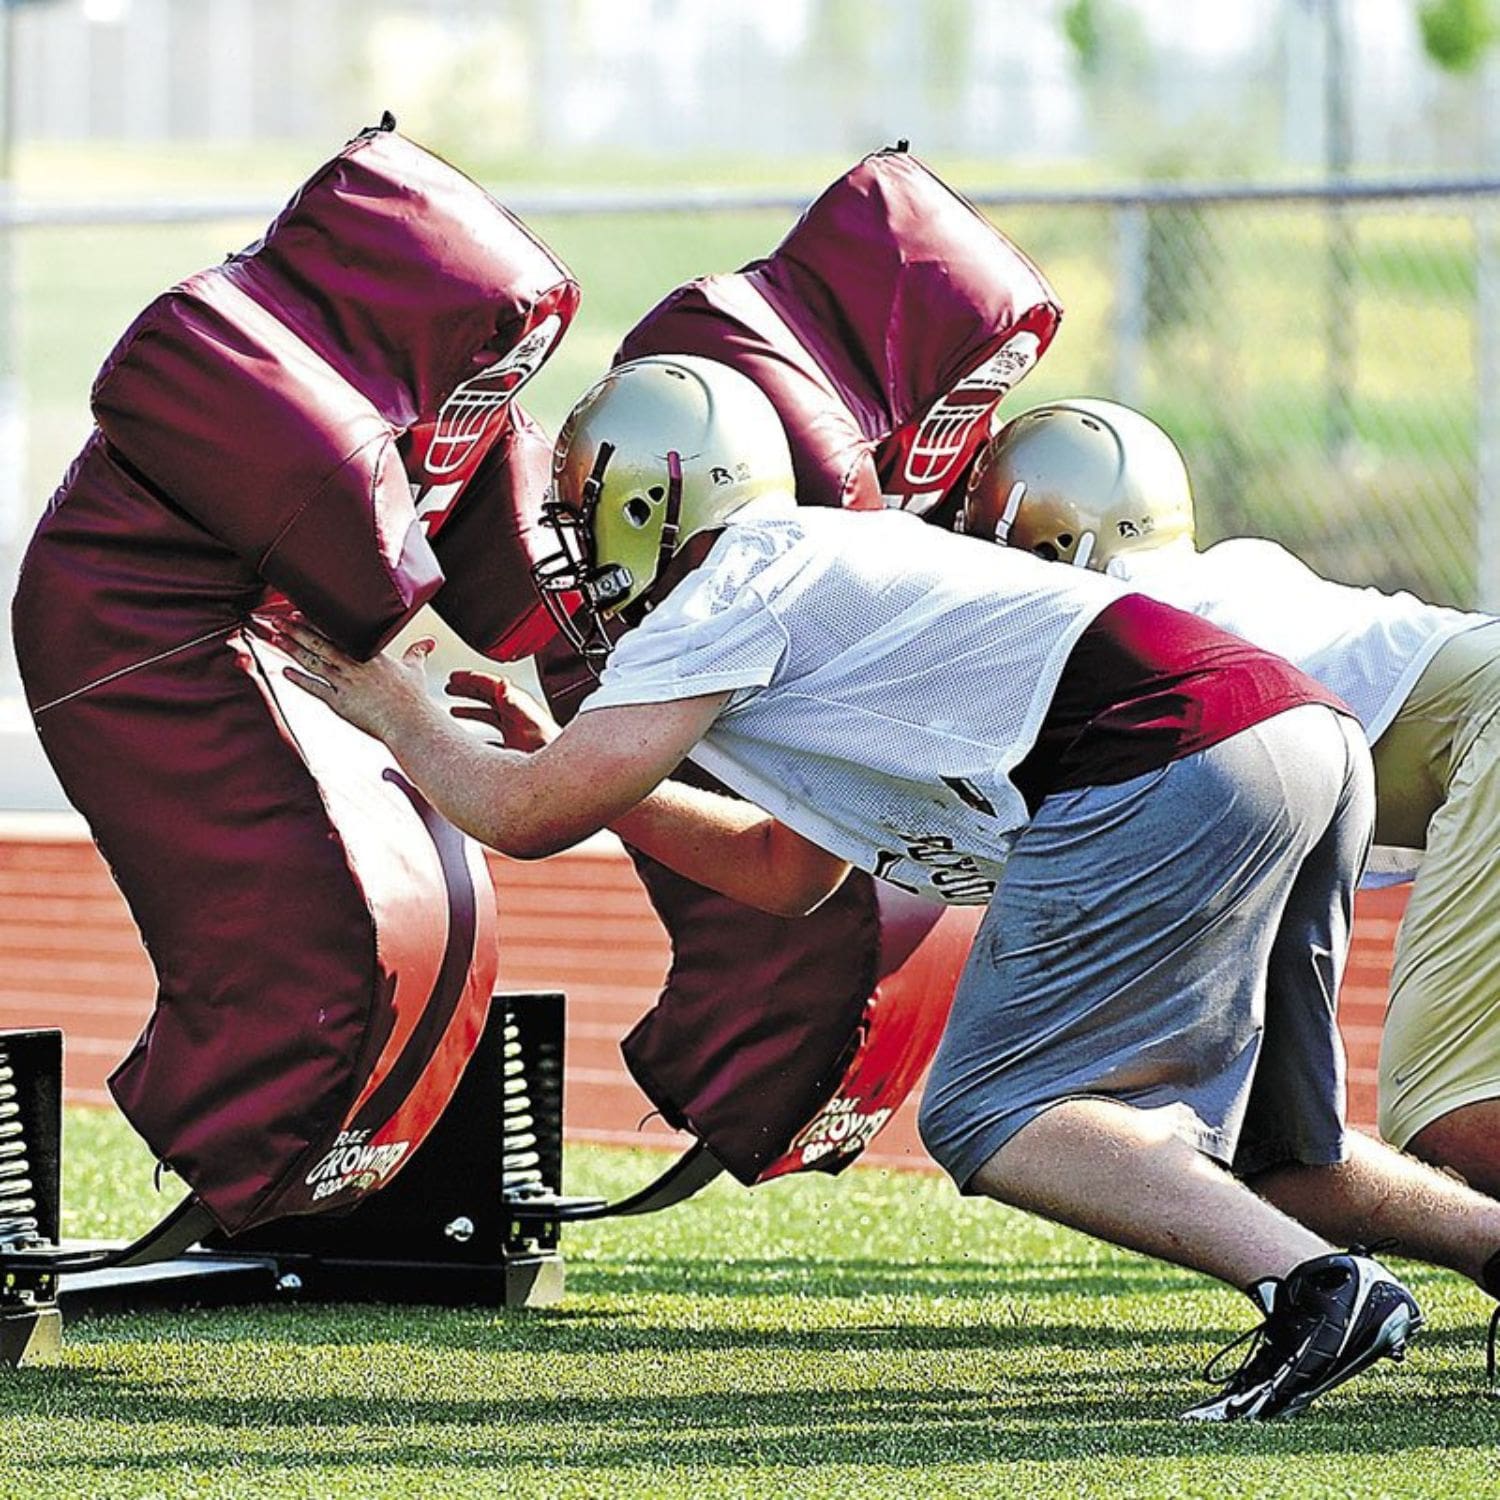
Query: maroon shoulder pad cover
[{"left": 13, "top": 125, "right": 576, "bottom": 1232}]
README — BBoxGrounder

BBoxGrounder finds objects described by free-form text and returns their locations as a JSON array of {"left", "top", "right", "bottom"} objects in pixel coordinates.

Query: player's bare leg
[
  {"left": 1250, "top": 1128, "right": 1500, "bottom": 1289},
  {"left": 969, "top": 1097, "right": 1334, "bottom": 1287},
  {"left": 1406, "top": 1101, "right": 1500, "bottom": 1201},
  {"left": 976, "top": 1099, "right": 1431, "bottom": 1421}
]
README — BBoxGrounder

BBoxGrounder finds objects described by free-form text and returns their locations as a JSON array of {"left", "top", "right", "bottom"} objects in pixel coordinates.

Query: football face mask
[{"left": 533, "top": 354, "right": 796, "bottom": 665}]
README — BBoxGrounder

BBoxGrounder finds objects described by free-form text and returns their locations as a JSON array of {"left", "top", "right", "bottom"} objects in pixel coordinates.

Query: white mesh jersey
[
  {"left": 1105, "top": 537, "right": 1492, "bottom": 740},
  {"left": 580, "top": 497, "right": 1128, "bottom": 904}
]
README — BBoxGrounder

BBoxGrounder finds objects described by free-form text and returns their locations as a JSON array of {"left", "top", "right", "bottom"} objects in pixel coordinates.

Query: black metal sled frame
[{"left": 0, "top": 994, "right": 722, "bottom": 1365}]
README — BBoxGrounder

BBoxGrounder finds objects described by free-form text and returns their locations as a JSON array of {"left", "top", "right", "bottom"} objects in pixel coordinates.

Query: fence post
[
  {"left": 1480, "top": 230, "right": 1500, "bottom": 609},
  {"left": 1113, "top": 201, "right": 1147, "bottom": 407},
  {"left": 0, "top": 1, "right": 20, "bottom": 700},
  {"left": 1480, "top": 63, "right": 1500, "bottom": 611},
  {"left": 1324, "top": 0, "right": 1356, "bottom": 467}
]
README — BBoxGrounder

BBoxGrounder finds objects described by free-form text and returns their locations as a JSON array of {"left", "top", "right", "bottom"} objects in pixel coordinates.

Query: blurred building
[{"left": 5, "top": 0, "right": 1496, "bottom": 181}]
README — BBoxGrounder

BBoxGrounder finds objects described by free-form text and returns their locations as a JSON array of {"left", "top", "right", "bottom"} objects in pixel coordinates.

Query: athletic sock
[{"left": 1482, "top": 1249, "right": 1500, "bottom": 1299}]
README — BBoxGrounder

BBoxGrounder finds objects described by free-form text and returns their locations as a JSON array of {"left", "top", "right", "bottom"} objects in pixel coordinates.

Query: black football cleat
[{"left": 1181, "top": 1251, "right": 1423, "bottom": 1422}]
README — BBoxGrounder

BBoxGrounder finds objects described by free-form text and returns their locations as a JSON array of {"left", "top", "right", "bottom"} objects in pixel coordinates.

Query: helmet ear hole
[
  {"left": 1034, "top": 542, "right": 1060, "bottom": 562},
  {"left": 623, "top": 496, "right": 653, "bottom": 528},
  {"left": 648, "top": 485, "right": 665, "bottom": 501},
  {"left": 1056, "top": 533, "right": 1074, "bottom": 549}
]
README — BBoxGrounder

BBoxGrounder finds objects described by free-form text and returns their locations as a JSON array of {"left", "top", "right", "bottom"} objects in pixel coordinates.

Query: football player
[
  {"left": 964, "top": 396, "right": 1500, "bottom": 1200},
  {"left": 268, "top": 356, "right": 1500, "bottom": 1420}
]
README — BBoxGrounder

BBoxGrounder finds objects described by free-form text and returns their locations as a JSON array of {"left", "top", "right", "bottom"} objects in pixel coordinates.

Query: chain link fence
[
  {"left": 5, "top": 178, "right": 1500, "bottom": 642},
  {"left": 984, "top": 181, "right": 1500, "bottom": 613}
]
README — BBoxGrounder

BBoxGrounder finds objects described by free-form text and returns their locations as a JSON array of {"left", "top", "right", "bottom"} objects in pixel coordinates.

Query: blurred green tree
[
  {"left": 1061, "top": 0, "right": 1106, "bottom": 76},
  {"left": 923, "top": 0, "right": 970, "bottom": 141},
  {"left": 1060, "top": 0, "right": 1149, "bottom": 90},
  {"left": 1418, "top": 0, "right": 1498, "bottom": 73}
]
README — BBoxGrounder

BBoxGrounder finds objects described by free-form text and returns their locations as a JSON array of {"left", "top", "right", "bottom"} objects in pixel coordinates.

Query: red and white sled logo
[
  {"left": 425, "top": 312, "right": 563, "bottom": 477},
  {"left": 902, "top": 330, "right": 1042, "bottom": 489},
  {"left": 305, "top": 1127, "right": 412, "bottom": 1203},
  {"left": 787, "top": 1095, "right": 894, "bottom": 1168}
]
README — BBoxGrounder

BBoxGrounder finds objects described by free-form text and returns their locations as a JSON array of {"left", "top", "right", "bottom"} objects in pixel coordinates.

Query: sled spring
[{"left": 0, "top": 1049, "right": 41, "bottom": 1251}]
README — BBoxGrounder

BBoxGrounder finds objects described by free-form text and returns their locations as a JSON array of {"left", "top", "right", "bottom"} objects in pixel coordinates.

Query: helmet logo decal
[
  {"left": 904, "top": 331, "right": 1042, "bottom": 488},
  {"left": 425, "top": 312, "right": 563, "bottom": 477}
]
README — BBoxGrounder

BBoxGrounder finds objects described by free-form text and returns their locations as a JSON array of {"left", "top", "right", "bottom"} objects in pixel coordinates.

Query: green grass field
[{"left": 7, "top": 1107, "right": 1499, "bottom": 1499}]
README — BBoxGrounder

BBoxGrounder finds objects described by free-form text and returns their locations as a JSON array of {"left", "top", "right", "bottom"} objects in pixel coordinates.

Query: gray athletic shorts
[{"left": 918, "top": 703, "right": 1373, "bottom": 1189}]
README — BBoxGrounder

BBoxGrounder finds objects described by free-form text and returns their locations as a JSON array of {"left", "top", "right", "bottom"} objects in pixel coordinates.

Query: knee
[{"left": 1404, "top": 1100, "right": 1500, "bottom": 1198}]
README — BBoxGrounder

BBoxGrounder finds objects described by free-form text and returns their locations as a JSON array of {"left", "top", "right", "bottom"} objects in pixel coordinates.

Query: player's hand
[
  {"left": 260, "top": 615, "right": 436, "bottom": 743},
  {"left": 445, "top": 670, "right": 559, "bottom": 753}
]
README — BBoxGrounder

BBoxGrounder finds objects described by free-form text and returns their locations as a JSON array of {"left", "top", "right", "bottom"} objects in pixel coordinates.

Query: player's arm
[
  {"left": 446, "top": 667, "right": 849, "bottom": 915},
  {"left": 610, "top": 776, "right": 850, "bottom": 918},
  {"left": 270, "top": 621, "right": 849, "bottom": 916}
]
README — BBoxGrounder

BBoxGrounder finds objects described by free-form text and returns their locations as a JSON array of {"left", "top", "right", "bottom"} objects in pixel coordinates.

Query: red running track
[{"left": 0, "top": 816, "right": 1406, "bottom": 1174}]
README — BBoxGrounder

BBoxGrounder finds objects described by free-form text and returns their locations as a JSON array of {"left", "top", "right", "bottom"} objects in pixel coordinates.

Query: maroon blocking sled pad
[
  {"left": 13, "top": 122, "right": 578, "bottom": 1233},
  {"left": 16, "top": 134, "right": 1063, "bottom": 1227},
  {"left": 544, "top": 147, "right": 1064, "bottom": 1186}
]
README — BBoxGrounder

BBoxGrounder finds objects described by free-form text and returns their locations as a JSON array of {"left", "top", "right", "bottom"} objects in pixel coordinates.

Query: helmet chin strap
[
  {"left": 992, "top": 480, "right": 1026, "bottom": 544},
  {"left": 580, "top": 440, "right": 616, "bottom": 515},
  {"left": 1072, "top": 531, "right": 1096, "bottom": 569},
  {"left": 652, "top": 450, "right": 685, "bottom": 584}
]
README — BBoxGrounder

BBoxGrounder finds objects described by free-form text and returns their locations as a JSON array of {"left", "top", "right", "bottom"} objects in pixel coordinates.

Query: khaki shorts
[{"left": 1375, "top": 619, "right": 1500, "bottom": 1148}]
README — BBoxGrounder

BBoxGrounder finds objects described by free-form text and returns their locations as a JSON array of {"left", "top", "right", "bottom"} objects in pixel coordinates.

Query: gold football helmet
[
  {"left": 533, "top": 354, "right": 796, "bottom": 663},
  {"left": 961, "top": 397, "right": 1195, "bottom": 569}
]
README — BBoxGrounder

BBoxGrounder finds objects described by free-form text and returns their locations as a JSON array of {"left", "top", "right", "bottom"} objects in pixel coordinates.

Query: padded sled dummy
[
  {"left": 622, "top": 145, "right": 1060, "bottom": 519},
  {"left": 12, "top": 123, "right": 578, "bottom": 1232},
  {"left": 543, "top": 149, "right": 1057, "bottom": 1182}
]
